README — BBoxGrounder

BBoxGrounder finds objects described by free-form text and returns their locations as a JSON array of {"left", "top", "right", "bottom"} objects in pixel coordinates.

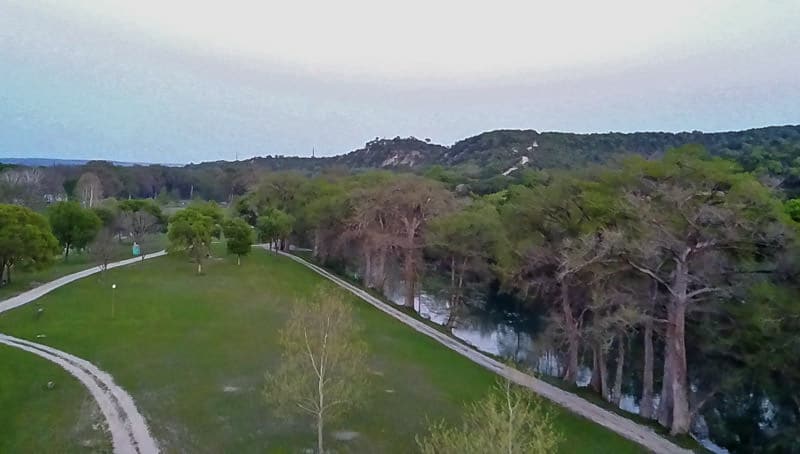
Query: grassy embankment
[{"left": 0, "top": 246, "right": 645, "bottom": 453}]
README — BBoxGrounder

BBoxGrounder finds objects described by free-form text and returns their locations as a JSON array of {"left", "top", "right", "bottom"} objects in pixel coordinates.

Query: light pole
[{"left": 111, "top": 284, "right": 117, "bottom": 319}]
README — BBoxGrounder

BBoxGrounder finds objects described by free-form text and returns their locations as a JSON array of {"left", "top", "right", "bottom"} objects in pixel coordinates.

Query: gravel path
[
  {"left": 0, "top": 252, "right": 164, "bottom": 454},
  {"left": 273, "top": 247, "right": 692, "bottom": 454}
]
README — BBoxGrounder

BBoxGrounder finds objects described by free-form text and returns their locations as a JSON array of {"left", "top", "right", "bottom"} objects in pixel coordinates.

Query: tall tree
[
  {"left": 222, "top": 218, "right": 253, "bottom": 265},
  {"left": 0, "top": 168, "right": 45, "bottom": 208},
  {"left": 48, "top": 201, "right": 102, "bottom": 260},
  {"left": 503, "top": 174, "right": 622, "bottom": 383},
  {"left": 264, "top": 288, "right": 368, "bottom": 454},
  {"left": 187, "top": 200, "right": 224, "bottom": 239},
  {"left": 256, "top": 209, "right": 294, "bottom": 251},
  {"left": 427, "top": 200, "right": 508, "bottom": 313},
  {"left": 0, "top": 204, "right": 59, "bottom": 284},
  {"left": 75, "top": 172, "right": 104, "bottom": 207},
  {"left": 358, "top": 175, "right": 453, "bottom": 308},
  {"left": 622, "top": 147, "right": 791, "bottom": 434},
  {"left": 167, "top": 207, "right": 214, "bottom": 274},
  {"left": 90, "top": 227, "right": 116, "bottom": 273}
]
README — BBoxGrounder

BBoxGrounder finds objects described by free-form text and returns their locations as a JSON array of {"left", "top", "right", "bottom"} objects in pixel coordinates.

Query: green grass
[
  {"left": 0, "top": 234, "right": 167, "bottom": 300},
  {"left": 0, "top": 248, "right": 645, "bottom": 453},
  {"left": 0, "top": 346, "right": 111, "bottom": 453}
]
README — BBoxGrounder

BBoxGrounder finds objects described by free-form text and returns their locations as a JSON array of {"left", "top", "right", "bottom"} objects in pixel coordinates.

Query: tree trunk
[
  {"left": 560, "top": 281, "right": 580, "bottom": 383},
  {"left": 658, "top": 305, "right": 675, "bottom": 428},
  {"left": 403, "top": 251, "right": 415, "bottom": 309},
  {"left": 363, "top": 249, "right": 373, "bottom": 287},
  {"left": 590, "top": 345, "right": 602, "bottom": 393},
  {"left": 375, "top": 248, "right": 387, "bottom": 291},
  {"left": 237, "top": 254, "right": 241, "bottom": 266},
  {"left": 5, "top": 261, "right": 10, "bottom": 284},
  {"left": 458, "top": 257, "right": 466, "bottom": 289},
  {"left": 641, "top": 317, "right": 655, "bottom": 419},
  {"left": 613, "top": 336, "right": 625, "bottom": 407},
  {"left": 197, "top": 262, "right": 202, "bottom": 274},
  {"left": 317, "top": 413, "right": 324, "bottom": 454},
  {"left": 313, "top": 230, "right": 322, "bottom": 259},
  {"left": 450, "top": 256, "right": 456, "bottom": 290},
  {"left": 667, "top": 259, "right": 691, "bottom": 435},
  {"left": 599, "top": 347, "right": 609, "bottom": 401},
  {"left": 670, "top": 301, "right": 691, "bottom": 434}
]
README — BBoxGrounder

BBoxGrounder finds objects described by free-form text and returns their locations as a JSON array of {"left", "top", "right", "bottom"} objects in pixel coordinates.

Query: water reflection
[{"left": 384, "top": 281, "right": 543, "bottom": 367}]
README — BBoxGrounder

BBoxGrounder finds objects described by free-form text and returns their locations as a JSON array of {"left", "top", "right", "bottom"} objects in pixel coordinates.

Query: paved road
[
  {"left": 0, "top": 252, "right": 164, "bottom": 454},
  {"left": 272, "top": 247, "right": 692, "bottom": 454}
]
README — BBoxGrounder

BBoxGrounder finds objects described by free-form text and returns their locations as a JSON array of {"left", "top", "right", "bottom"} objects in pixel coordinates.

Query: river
[{"left": 382, "top": 278, "right": 728, "bottom": 453}]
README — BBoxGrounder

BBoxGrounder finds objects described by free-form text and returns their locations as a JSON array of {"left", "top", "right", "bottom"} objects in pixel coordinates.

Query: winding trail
[
  {"left": 272, "top": 247, "right": 692, "bottom": 454},
  {"left": 0, "top": 252, "right": 164, "bottom": 454}
]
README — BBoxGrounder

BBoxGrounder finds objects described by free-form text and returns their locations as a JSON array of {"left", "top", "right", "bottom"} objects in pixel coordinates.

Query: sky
[{"left": 1, "top": 0, "right": 798, "bottom": 164}]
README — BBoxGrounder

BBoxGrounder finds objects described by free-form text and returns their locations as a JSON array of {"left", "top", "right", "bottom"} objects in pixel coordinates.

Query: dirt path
[
  {"left": 273, "top": 247, "right": 692, "bottom": 454},
  {"left": 0, "top": 252, "right": 164, "bottom": 454}
]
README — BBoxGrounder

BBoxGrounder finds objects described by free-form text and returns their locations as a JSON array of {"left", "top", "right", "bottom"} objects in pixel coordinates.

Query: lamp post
[{"left": 111, "top": 284, "right": 117, "bottom": 319}]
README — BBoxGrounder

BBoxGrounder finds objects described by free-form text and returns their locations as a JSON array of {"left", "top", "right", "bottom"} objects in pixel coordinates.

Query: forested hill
[
  {"left": 333, "top": 124, "right": 800, "bottom": 172},
  {"left": 3, "top": 124, "right": 800, "bottom": 201},
  {"left": 196, "top": 124, "right": 800, "bottom": 176}
]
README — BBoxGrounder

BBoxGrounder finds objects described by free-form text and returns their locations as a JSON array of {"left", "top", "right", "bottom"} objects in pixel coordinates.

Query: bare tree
[
  {"left": 76, "top": 172, "right": 103, "bottom": 207},
  {"left": 120, "top": 210, "right": 158, "bottom": 259},
  {"left": 264, "top": 288, "right": 369, "bottom": 454},
  {"left": 90, "top": 228, "right": 116, "bottom": 273},
  {"left": 0, "top": 167, "right": 45, "bottom": 207},
  {"left": 416, "top": 378, "right": 561, "bottom": 454}
]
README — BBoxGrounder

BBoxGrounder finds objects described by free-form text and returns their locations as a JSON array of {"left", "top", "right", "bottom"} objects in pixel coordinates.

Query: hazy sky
[{"left": 1, "top": 0, "right": 798, "bottom": 163}]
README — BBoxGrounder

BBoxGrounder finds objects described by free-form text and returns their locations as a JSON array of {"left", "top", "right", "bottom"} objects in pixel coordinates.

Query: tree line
[{"left": 224, "top": 146, "right": 798, "bottom": 451}]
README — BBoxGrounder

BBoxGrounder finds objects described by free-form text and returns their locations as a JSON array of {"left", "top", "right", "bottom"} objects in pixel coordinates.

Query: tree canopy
[
  {"left": 47, "top": 201, "right": 102, "bottom": 260},
  {"left": 222, "top": 218, "right": 254, "bottom": 265},
  {"left": 0, "top": 204, "right": 59, "bottom": 283},
  {"left": 167, "top": 207, "right": 215, "bottom": 274}
]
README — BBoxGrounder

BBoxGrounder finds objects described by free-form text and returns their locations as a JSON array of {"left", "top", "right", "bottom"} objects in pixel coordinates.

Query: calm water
[{"left": 382, "top": 278, "right": 728, "bottom": 453}]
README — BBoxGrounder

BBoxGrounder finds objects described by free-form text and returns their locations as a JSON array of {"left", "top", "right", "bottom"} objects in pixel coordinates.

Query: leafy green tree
[
  {"left": 304, "top": 182, "right": 350, "bottom": 261},
  {"left": 222, "top": 218, "right": 254, "bottom": 265},
  {"left": 501, "top": 173, "right": 621, "bottom": 383},
  {"left": 48, "top": 201, "right": 102, "bottom": 260},
  {"left": 428, "top": 200, "right": 508, "bottom": 313},
  {"left": 253, "top": 172, "right": 307, "bottom": 214},
  {"left": 92, "top": 206, "right": 117, "bottom": 228},
  {"left": 117, "top": 199, "right": 166, "bottom": 226},
  {"left": 416, "top": 379, "right": 561, "bottom": 454},
  {"left": 0, "top": 204, "right": 59, "bottom": 284},
  {"left": 256, "top": 209, "right": 294, "bottom": 251},
  {"left": 187, "top": 200, "right": 224, "bottom": 238},
  {"left": 232, "top": 194, "right": 259, "bottom": 226},
  {"left": 784, "top": 198, "right": 800, "bottom": 222},
  {"left": 620, "top": 147, "right": 791, "bottom": 434},
  {"left": 264, "top": 288, "right": 368, "bottom": 454},
  {"left": 62, "top": 178, "right": 78, "bottom": 200},
  {"left": 167, "top": 208, "right": 214, "bottom": 274}
]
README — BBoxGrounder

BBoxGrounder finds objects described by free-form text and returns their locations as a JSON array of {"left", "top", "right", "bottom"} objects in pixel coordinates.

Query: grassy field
[
  {"left": 0, "top": 247, "right": 645, "bottom": 453},
  {"left": 0, "top": 234, "right": 167, "bottom": 300},
  {"left": 0, "top": 346, "right": 110, "bottom": 453}
]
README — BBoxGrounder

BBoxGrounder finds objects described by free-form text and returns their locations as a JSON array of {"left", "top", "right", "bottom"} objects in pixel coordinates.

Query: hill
[
  {"left": 0, "top": 157, "right": 180, "bottom": 167},
  {"left": 4, "top": 125, "right": 800, "bottom": 200},
  {"left": 188, "top": 125, "right": 800, "bottom": 177}
]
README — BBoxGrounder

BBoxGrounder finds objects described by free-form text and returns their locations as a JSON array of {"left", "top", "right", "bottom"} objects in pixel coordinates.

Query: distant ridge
[{"left": 0, "top": 157, "right": 181, "bottom": 167}]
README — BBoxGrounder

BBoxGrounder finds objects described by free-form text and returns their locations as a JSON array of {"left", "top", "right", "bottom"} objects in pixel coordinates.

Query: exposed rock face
[{"left": 332, "top": 137, "right": 447, "bottom": 169}]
